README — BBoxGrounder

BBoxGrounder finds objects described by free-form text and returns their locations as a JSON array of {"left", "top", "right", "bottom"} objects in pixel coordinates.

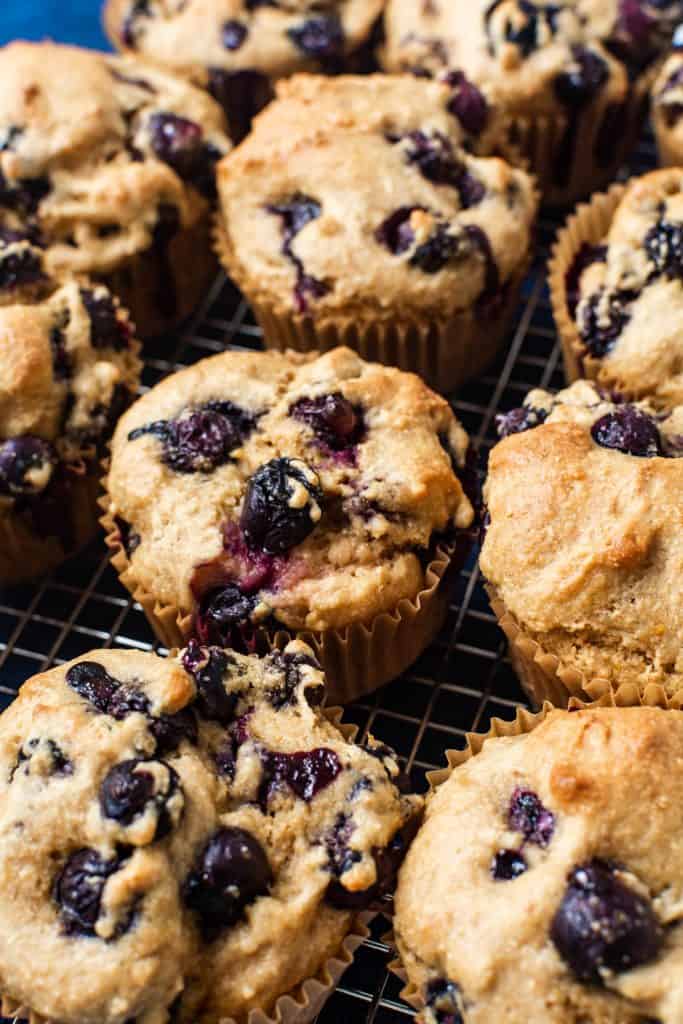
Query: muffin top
[
  {"left": 0, "top": 641, "right": 421, "bottom": 1024},
  {"left": 565, "top": 168, "right": 683, "bottom": 408},
  {"left": 382, "top": 0, "right": 680, "bottom": 118},
  {"left": 0, "top": 42, "right": 230, "bottom": 278},
  {"left": 0, "top": 274, "right": 140, "bottom": 511},
  {"left": 652, "top": 43, "right": 683, "bottom": 158},
  {"left": 481, "top": 380, "right": 683, "bottom": 694},
  {"left": 105, "top": 346, "right": 474, "bottom": 634},
  {"left": 105, "top": 0, "right": 385, "bottom": 81},
  {"left": 395, "top": 706, "right": 683, "bottom": 1024},
  {"left": 216, "top": 74, "right": 538, "bottom": 321}
]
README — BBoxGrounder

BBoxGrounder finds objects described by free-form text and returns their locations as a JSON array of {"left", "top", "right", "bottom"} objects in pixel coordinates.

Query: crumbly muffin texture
[
  {"left": 652, "top": 44, "right": 683, "bottom": 163},
  {"left": 395, "top": 706, "right": 683, "bottom": 1024},
  {"left": 0, "top": 275, "right": 140, "bottom": 579},
  {"left": 382, "top": 0, "right": 678, "bottom": 118},
  {"left": 105, "top": 0, "right": 385, "bottom": 82},
  {"left": 0, "top": 642, "right": 421, "bottom": 1024},
  {"left": 216, "top": 74, "right": 537, "bottom": 321},
  {"left": 0, "top": 42, "right": 230, "bottom": 280},
  {"left": 481, "top": 380, "right": 683, "bottom": 694},
  {"left": 106, "top": 346, "right": 474, "bottom": 637},
  {"left": 566, "top": 168, "right": 683, "bottom": 408}
]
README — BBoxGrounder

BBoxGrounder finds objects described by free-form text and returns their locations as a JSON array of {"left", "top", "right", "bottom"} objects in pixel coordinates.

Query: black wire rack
[{"left": 0, "top": 134, "right": 657, "bottom": 1024}]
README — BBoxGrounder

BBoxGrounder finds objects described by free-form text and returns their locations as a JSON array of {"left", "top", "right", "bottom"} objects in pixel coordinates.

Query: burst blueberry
[
  {"left": 182, "top": 640, "right": 236, "bottom": 724},
  {"left": 508, "top": 787, "right": 555, "bottom": 847},
  {"left": 241, "top": 457, "right": 323, "bottom": 555},
  {"left": 196, "top": 584, "right": 260, "bottom": 648},
  {"left": 260, "top": 747, "right": 342, "bottom": 804},
  {"left": 644, "top": 219, "right": 683, "bottom": 280},
  {"left": 100, "top": 759, "right": 181, "bottom": 841},
  {"left": 54, "top": 848, "right": 130, "bottom": 937},
  {"left": 591, "top": 405, "right": 663, "bottom": 457},
  {"left": 492, "top": 848, "right": 528, "bottom": 881}
]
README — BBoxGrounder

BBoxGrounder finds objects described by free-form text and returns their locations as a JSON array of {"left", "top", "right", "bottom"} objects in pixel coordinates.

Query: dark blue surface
[{"left": 0, "top": 1, "right": 110, "bottom": 50}]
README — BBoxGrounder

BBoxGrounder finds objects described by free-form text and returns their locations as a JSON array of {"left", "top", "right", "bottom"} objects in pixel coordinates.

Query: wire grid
[{"left": 0, "top": 134, "right": 656, "bottom": 1023}]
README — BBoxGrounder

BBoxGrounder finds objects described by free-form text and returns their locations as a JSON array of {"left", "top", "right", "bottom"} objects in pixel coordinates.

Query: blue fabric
[{"left": 0, "top": 1, "right": 111, "bottom": 50}]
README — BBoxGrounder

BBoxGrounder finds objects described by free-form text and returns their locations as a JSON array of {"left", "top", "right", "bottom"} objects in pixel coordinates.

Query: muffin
[
  {"left": 651, "top": 38, "right": 683, "bottom": 164},
  {"left": 0, "top": 42, "right": 231, "bottom": 338},
  {"left": 381, "top": 0, "right": 680, "bottom": 205},
  {"left": 101, "top": 346, "right": 475, "bottom": 702},
  {"left": 0, "top": 265, "right": 141, "bottom": 585},
  {"left": 215, "top": 74, "right": 538, "bottom": 394},
  {"left": 394, "top": 703, "right": 683, "bottom": 1024},
  {"left": 550, "top": 168, "right": 683, "bottom": 408},
  {"left": 0, "top": 641, "right": 422, "bottom": 1023},
  {"left": 480, "top": 380, "right": 683, "bottom": 707},
  {"left": 103, "top": 0, "right": 386, "bottom": 141}
]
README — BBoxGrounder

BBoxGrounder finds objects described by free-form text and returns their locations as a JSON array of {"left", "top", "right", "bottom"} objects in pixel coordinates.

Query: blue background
[{"left": 0, "top": 2, "right": 110, "bottom": 50}]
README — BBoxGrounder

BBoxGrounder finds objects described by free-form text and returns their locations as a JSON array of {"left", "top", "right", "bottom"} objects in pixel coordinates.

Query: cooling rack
[{"left": 0, "top": 134, "right": 657, "bottom": 1024}]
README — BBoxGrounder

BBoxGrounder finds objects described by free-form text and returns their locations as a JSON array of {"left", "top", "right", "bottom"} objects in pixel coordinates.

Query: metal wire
[{"left": 0, "top": 135, "right": 657, "bottom": 1024}]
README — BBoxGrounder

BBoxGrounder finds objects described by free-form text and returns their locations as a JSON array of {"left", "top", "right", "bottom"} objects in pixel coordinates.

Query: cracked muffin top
[
  {"left": 382, "top": 0, "right": 681, "bottom": 118},
  {"left": 0, "top": 275, "right": 140, "bottom": 509},
  {"left": 104, "top": 0, "right": 385, "bottom": 83},
  {"left": 0, "top": 641, "right": 421, "bottom": 1024},
  {"left": 652, "top": 43, "right": 683, "bottom": 163},
  {"left": 215, "top": 74, "right": 537, "bottom": 321},
  {"left": 481, "top": 380, "right": 683, "bottom": 695},
  {"left": 105, "top": 346, "right": 474, "bottom": 637},
  {"left": 564, "top": 168, "right": 683, "bottom": 408},
  {"left": 0, "top": 42, "right": 230, "bottom": 279},
  {"left": 395, "top": 705, "right": 683, "bottom": 1024}
]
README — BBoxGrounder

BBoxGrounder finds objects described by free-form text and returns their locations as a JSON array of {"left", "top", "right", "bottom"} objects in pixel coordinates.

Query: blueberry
[
  {"left": 0, "top": 235, "right": 46, "bottom": 291},
  {"left": 182, "top": 640, "right": 237, "bottom": 724},
  {"left": 222, "top": 19, "right": 248, "bottom": 50},
  {"left": 260, "top": 747, "right": 341, "bottom": 804},
  {"left": 508, "top": 788, "right": 555, "bottom": 848},
  {"left": 389, "top": 131, "right": 485, "bottom": 208},
  {"left": 578, "top": 288, "right": 633, "bottom": 358},
  {"left": 491, "top": 848, "right": 528, "bottom": 881},
  {"left": 196, "top": 584, "right": 260, "bottom": 647},
  {"left": 266, "top": 648, "right": 323, "bottom": 709},
  {"left": 485, "top": 0, "right": 561, "bottom": 58},
  {"left": 184, "top": 827, "right": 272, "bottom": 938},
  {"left": 147, "top": 113, "right": 222, "bottom": 198},
  {"left": 100, "top": 759, "right": 181, "bottom": 841},
  {"left": 114, "top": 516, "right": 141, "bottom": 558},
  {"left": 287, "top": 15, "right": 344, "bottom": 59},
  {"left": 0, "top": 170, "right": 50, "bottom": 216},
  {"left": 0, "top": 436, "right": 54, "bottom": 496},
  {"left": 555, "top": 47, "right": 608, "bottom": 108},
  {"left": 565, "top": 243, "right": 607, "bottom": 319},
  {"left": 324, "top": 814, "right": 361, "bottom": 878},
  {"left": 290, "top": 393, "right": 364, "bottom": 453},
  {"left": 375, "top": 206, "right": 422, "bottom": 256},
  {"left": 241, "top": 458, "right": 323, "bottom": 556},
  {"left": 591, "top": 406, "right": 663, "bottom": 457},
  {"left": 325, "top": 817, "right": 421, "bottom": 910},
  {"left": 496, "top": 404, "right": 548, "bottom": 438},
  {"left": 12, "top": 737, "right": 72, "bottom": 781},
  {"left": 80, "top": 289, "right": 131, "bottom": 351},
  {"left": 267, "top": 194, "right": 329, "bottom": 313},
  {"left": 129, "top": 403, "right": 250, "bottom": 474},
  {"left": 551, "top": 859, "right": 664, "bottom": 983},
  {"left": 148, "top": 708, "right": 198, "bottom": 757},
  {"left": 424, "top": 978, "right": 465, "bottom": 1024},
  {"left": 375, "top": 207, "right": 459, "bottom": 273},
  {"left": 644, "top": 219, "right": 683, "bottom": 280},
  {"left": 54, "top": 848, "right": 130, "bottom": 937},
  {"left": 445, "top": 70, "right": 489, "bottom": 136},
  {"left": 66, "top": 661, "right": 133, "bottom": 715}
]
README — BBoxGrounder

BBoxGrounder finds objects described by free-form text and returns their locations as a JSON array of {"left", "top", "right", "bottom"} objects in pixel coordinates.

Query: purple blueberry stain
[
  {"left": 100, "top": 758, "right": 182, "bottom": 841},
  {"left": 375, "top": 207, "right": 459, "bottom": 273},
  {"left": 240, "top": 457, "right": 323, "bottom": 556},
  {"left": 184, "top": 826, "right": 272, "bottom": 939},
  {"left": 325, "top": 816, "right": 422, "bottom": 912},
  {"left": 0, "top": 436, "right": 54, "bottom": 497},
  {"left": 551, "top": 859, "right": 664, "bottom": 983},
  {"left": 508, "top": 787, "right": 555, "bottom": 848},
  {"left": 267, "top": 194, "right": 329, "bottom": 313},
  {"left": 492, "top": 848, "right": 528, "bottom": 881},
  {"left": 591, "top": 406, "right": 663, "bottom": 457},
  {"left": 54, "top": 847, "right": 133, "bottom": 938},
  {"left": 259, "top": 747, "right": 342, "bottom": 805},
  {"left": 0, "top": 169, "right": 51, "bottom": 216}
]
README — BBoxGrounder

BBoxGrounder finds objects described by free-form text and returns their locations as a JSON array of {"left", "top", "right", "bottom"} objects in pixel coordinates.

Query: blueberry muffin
[
  {"left": 103, "top": 0, "right": 386, "bottom": 141},
  {"left": 480, "top": 380, "right": 683, "bottom": 706},
  {"left": 0, "top": 271, "right": 141, "bottom": 584},
  {"left": 651, "top": 37, "right": 683, "bottom": 164},
  {"left": 381, "top": 0, "right": 681, "bottom": 205},
  {"left": 0, "top": 42, "right": 231, "bottom": 338},
  {"left": 0, "top": 641, "right": 422, "bottom": 1023},
  {"left": 102, "top": 346, "right": 475, "bottom": 701},
  {"left": 551, "top": 168, "right": 683, "bottom": 408},
  {"left": 395, "top": 704, "right": 683, "bottom": 1024},
  {"left": 215, "top": 74, "right": 538, "bottom": 393}
]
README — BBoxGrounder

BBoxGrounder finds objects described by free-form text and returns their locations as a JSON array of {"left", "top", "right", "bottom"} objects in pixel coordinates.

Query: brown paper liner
[
  {"left": 100, "top": 470, "right": 463, "bottom": 702},
  {"left": 0, "top": 706, "right": 372, "bottom": 1024},
  {"left": 102, "top": 209, "right": 217, "bottom": 340},
  {"left": 213, "top": 215, "right": 533, "bottom": 396},
  {"left": 548, "top": 181, "right": 627, "bottom": 388},
  {"left": 499, "top": 64, "right": 653, "bottom": 207},
  {"left": 386, "top": 688, "right": 683, "bottom": 1019}
]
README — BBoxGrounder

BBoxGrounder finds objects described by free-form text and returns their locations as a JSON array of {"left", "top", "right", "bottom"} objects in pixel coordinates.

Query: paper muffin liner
[
  {"left": 499, "top": 65, "right": 653, "bottom": 207},
  {"left": 548, "top": 181, "right": 627, "bottom": 388},
  {"left": 101, "top": 471, "right": 466, "bottom": 702},
  {"left": 213, "top": 215, "right": 532, "bottom": 396},
  {"left": 103, "top": 208, "right": 216, "bottom": 340},
  {"left": 386, "top": 686, "right": 683, "bottom": 1018}
]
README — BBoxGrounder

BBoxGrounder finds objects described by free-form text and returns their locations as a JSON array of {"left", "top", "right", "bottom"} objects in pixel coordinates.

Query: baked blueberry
[
  {"left": 550, "top": 859, "right": 665, "bottom": 983},
  {"left": 554, "top": 47, "right": 609, "bottom": 107},
  {"left": 496, "top": 404, "right": 548, "bottom": 438},
  {"left": 578, "top": 288, "right": 634, "bottom": 358},
  {"left": 260, "top": 747, "right": 342, "bottom": 804},
  {"left": 195, "top": 584, "right": 260, "bottom": 648},
  {"left": 290, "top": 392, "right": 364, "bottom": 455},
  {"left": 0, "top": 237, "right": 46, "bottom": 291},
  {"left": 128, "top": 403, "right": 249, "bottom": 474},
  {"left": 491, "top": 848, "right": 528, "bottom": 881},
  {"left": 182, "top": 641, "right": 236, "bottom": 724},
  {"left": 644, "top": 218, "right": 683, "bottom": 280},
  {"left": 66, "top": 661, "right": 134, "bottom": 715},
  {"left": 54, "top": 847, "right": 131, "bottom": 938},
  {"left": 80, "top": 289, "right": 131, "bottom": 351},
  {"left": 591, "top": 406, "right": 663, "bottom": 457},
  {"left": 423, "top": 977, "right": 465, "bottom": 1024},
  {"left": 222, "top": 20, "right": 248, "bottom": 51},
  {"left": 325, "top": 819, "right": 420, "bottom": 910},
  {"left": 184, "top": 826, "right": 272, "bottom": 938},
  {"left": 287, "top": 15, "right": 344, "bottom": 59},
  {"left": 265, "top": 648, "right": 324, "bottom": 709},
  {"left": 267, "top": 194, "right": 329, "bottom": 313},
  {"left": 148, "top": 707, "right": 198, "bottom": 756},
  {"left": 444, "top": 70, "right": 489, "bottom": 136},
  {"left": 100, "top": 758, "right": 182, "bottom": 841},
  {"left": 508, "top": 787, "right": 555, "bottom": 848},
  {"left": 0, "top": 436, "right": 54, "bottom": 496},
  {"left": 389, "top": 131, "right": 484, "bottom": 208},
  {"left": 375, "top": 207, "right": 459, "bottom": 273},
  {"left": 240, "top": 457, "right": 323, "bottom": 555},
  {"left": 12, "top": 737, "right": 72, "bottom": 780}
]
